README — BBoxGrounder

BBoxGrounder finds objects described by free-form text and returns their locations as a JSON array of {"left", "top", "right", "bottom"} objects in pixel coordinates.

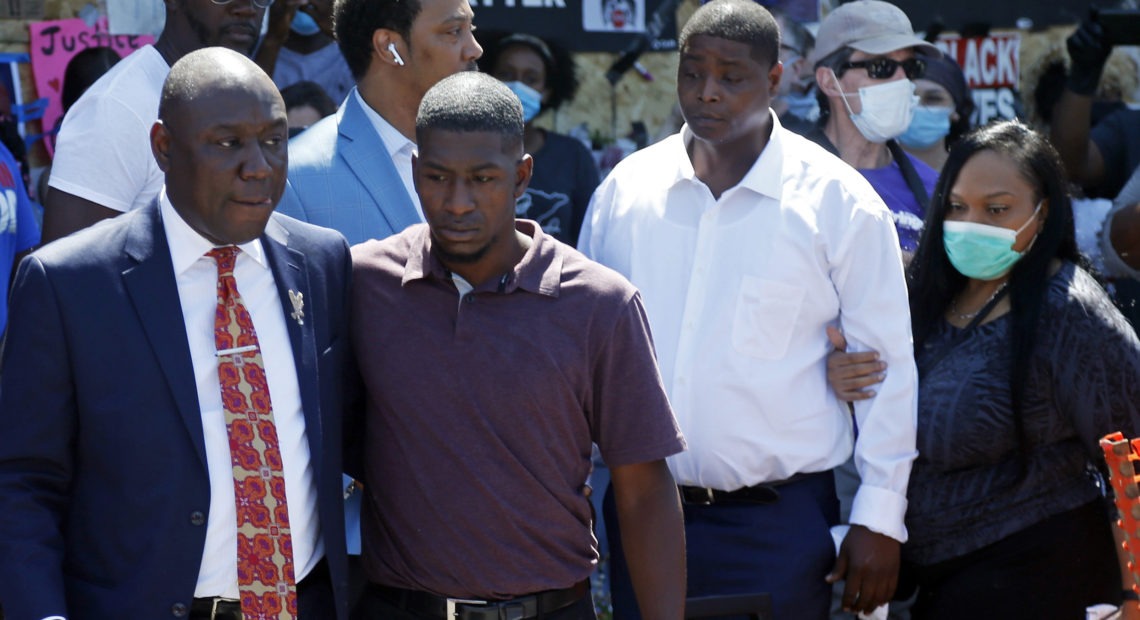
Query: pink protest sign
[{"left": 28, "top": 17, "right": 153, "bottom": 155}]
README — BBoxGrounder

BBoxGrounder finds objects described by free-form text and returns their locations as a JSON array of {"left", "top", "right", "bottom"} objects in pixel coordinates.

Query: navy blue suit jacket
[
  {"left": 0, "top": 203, "right": 352, "bottom": 620},
  {"left": 278, "top": 88, "right": 421, "bottom": 246}
]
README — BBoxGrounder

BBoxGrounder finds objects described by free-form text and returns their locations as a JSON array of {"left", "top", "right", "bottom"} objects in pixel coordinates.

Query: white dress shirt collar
[
  {"left": 160, "top": 191, "right": 269, "bottom": 274},
  {"left": 675, "top": 113, "right": 787, "bottom": 203},
  {"left": 351, "top": 89, "right": 423, "bottom": 220},
  {"left": 353, "top": 89, "right": 416, "bottom": 160}
]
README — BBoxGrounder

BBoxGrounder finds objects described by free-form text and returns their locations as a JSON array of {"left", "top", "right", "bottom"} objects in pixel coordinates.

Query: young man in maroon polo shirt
[{"left": 347, "top": 71, "right": 687, "bottom": 620}]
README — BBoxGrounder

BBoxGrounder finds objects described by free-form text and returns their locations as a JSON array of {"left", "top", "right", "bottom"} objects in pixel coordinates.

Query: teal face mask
[
  {"left": 503, "top": 81, "right": 542, "bottom": 123},
  {"left": 898, "top": 105, "right": 952, "bottom": 149},
  {"left": 943, "top": 202, "right": 1042, "bottom": 281}
]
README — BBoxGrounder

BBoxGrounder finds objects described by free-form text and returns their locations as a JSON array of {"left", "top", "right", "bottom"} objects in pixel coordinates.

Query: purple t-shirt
[
  {"left": 859, "top": 152, "right": 938, "bottom": 253},
  {"left": 350, "top": 220, "right": 684, "bottom": 599}
]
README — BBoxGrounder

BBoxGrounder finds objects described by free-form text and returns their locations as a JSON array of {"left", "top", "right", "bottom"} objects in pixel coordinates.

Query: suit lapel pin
[{"left": 288, "top": 290, "right": 305, "bottom": 326}]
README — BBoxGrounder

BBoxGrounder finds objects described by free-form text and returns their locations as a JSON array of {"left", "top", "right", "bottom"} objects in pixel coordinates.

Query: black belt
[
  {"left": 370, "top": 580, "right": 589, "bottom": 620},
  {"left": 679, "top": 472, "right": 814, "bottom": 506},
  {"left": 189, "top": 597, "right": 241, "bottom": 620},
  {"left": 191, "top": 557, "right": 329, "bottom": 620}
]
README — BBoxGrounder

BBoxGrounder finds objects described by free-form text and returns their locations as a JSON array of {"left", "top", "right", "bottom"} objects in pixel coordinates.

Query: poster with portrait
[{"left": 583, "top": 0, "right": 646, "bottom": 32}]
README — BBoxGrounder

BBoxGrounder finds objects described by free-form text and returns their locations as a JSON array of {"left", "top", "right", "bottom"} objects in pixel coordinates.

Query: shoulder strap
[
  {"left": 887, "top": 139, "right": 930, "bottom": 211},
  {"left": 920, "top": 286, "right": 1011, "bottom": 376}
]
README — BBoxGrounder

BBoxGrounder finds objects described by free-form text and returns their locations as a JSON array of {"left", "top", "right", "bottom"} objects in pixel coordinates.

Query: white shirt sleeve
[
  {"left": 830, "top": 198, "right": 919, "bottom": 544},
  {"left": 48, "top": 91, "right": 158, "bottom": 214}
]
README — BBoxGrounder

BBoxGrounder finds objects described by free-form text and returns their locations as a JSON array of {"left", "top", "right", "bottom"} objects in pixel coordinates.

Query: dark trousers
[
  {"left": 297, "top": 560, "right": 337, "bottom": 618},
  {"left": 605, "top": 471, "right": 838, "bottom": 620},
  {"left": 354, "top": 586, "right": 597, "bottom": 620},
  {"left": 908, "top": 500, "right": 1120, "bottom": 620}
]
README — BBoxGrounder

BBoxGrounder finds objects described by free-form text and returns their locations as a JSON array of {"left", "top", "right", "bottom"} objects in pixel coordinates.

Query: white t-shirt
[{"left": 48, "top": 45, "right": 169, "bottom": 214}]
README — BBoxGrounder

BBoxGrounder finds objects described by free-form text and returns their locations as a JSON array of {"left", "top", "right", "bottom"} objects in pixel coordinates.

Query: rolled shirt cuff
[{"left": 849, "top": 484, "right": 908, "bottom": 544}]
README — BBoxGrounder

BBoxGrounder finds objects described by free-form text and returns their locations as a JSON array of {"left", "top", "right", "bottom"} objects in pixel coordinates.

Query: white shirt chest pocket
[{"left": 731, "top": 276, "right": 806, "bottom": 360}]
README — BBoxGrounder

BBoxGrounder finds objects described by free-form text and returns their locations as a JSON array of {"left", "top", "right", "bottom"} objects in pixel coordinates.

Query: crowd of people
[{"left": 0, "top": 0, "right": 1139, "bottom": 619}]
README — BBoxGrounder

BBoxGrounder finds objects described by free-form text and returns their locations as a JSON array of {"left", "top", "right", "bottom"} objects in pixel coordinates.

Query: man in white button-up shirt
[{"left": 579, "top": 1, "right": 918, "bottom": 618}]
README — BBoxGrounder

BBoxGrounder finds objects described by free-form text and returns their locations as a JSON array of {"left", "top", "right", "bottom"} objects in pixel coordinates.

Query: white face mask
[{"left": 831, "top": 71, "right": 918, "bottom": 143}]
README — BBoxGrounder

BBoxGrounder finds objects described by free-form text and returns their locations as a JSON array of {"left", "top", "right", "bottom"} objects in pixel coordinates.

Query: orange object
[{"left": 1099, "top": 431, "right": 1140, "bottom": 599}]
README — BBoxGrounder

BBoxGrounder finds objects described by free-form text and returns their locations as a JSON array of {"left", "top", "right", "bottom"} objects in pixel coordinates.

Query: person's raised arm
[
  {"left": 254, "top": 0, "right": 306, "bottom": 78},
  {"left": 1050, "top": 17, "right": 1111, "bottom": 190},
  {"left": 609, "top": 459, "right": 685, "bottom": 619}
]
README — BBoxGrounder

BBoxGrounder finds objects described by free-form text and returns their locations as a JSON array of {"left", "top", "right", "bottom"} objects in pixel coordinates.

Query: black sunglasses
[{"left": 838, "top": 57, "right": 926, "bottom": 80}]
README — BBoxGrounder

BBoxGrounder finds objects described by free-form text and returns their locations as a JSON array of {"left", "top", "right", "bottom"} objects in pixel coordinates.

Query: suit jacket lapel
[
  {"left": 121, "top": 203, "right": 208, "bottom": 468},
  {"left": 337, "top": 93, "right": 421, "bottom": 234},
  {"left": 261, "top": 220, "right": 324, "bottom": 480}
]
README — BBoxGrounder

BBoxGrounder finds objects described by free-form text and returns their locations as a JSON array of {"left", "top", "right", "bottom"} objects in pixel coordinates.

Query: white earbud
[{"left": 388, "top": 43, "right": 405, "bottom": 66}]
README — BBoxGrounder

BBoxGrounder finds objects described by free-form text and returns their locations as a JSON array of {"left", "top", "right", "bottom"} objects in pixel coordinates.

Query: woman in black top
[{"left": 830, "top": 120, "right": 1140, "bottom": 618}]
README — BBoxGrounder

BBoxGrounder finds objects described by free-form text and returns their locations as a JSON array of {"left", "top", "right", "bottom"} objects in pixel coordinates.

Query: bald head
[
  {"left": 159, "top": 47, "right": 280, "bottom": 125},
  {"left": 151, "top": 47, "right": 289, "bottom": 246}
]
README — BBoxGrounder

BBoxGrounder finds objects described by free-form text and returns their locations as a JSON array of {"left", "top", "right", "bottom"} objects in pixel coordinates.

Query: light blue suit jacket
[{"left": 279, "top": 88, "right": 421, "bottom": 246}]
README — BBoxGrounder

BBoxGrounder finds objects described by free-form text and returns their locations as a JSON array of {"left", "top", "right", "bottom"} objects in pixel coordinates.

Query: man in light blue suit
[{"left": 279, "top": 0, "right": 483, "bottom": 246}]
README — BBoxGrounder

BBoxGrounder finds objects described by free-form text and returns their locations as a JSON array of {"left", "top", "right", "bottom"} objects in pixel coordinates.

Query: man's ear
[
  {"left": 373, "top": 29, "right": 406, "bottom": 68},
  {"left": 515, "top": 154, "right": 534, "bottom": 199},
  {"left": 151, "top": 120, "right": 171, "bottom": 173},
  {"left": 768, "top": 61, "right": 784, "bottom": 94},
  {"left": 815, "top": 65, "right": 841, "bottom": 97}
]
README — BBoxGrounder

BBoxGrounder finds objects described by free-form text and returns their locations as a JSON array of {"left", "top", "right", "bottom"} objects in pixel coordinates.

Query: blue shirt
[{"left": 0, "top": 142, "right": 39, "bottom": 332}]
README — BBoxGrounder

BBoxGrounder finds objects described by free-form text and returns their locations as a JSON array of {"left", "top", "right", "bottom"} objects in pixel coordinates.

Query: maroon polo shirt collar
[{"left": 401, "top": 219, "right": 563, "bottom": 297}]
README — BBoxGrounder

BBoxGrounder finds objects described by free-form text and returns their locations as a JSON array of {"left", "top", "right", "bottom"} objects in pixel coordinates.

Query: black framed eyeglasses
[
  {"left": 210, "top": 0, "right": 275, "bottom": 9},
  {"left": 838, "top": 57, "right": 926, "bottom": 80}
]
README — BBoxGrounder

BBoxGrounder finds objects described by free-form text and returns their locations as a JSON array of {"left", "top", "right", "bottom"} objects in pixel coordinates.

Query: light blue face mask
[
  {"left": 781, "top": 91, "right": 819, "bottom": 122},
  {"left": 899, "top": 105, "right": 953, "bottom": 149},
  {"left": 943, "top": 202, "right": 1042, "bottom": 281},
  {"left": 503, "top": 81, "right": 542, "bottom": 123},
  {"left": 291, "top": 10, "right": 321, "bottom": 37}
]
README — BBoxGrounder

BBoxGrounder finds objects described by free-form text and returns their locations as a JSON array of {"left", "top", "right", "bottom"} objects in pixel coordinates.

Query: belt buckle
[
  {"left": 446, "top": 597, "right": 488, "bottom": 618},
  {"left": 680, "top": 486, "right": 715, "bottom": 505}
]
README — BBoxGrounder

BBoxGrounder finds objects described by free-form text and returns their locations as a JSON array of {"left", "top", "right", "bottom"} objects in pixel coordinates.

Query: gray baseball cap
[{"left": 808, "top": 0, "right": 939, "bottom": 67}]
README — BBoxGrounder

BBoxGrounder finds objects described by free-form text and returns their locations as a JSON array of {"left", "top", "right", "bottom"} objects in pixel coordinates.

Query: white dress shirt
[
  {"left": 579, "top": 116, "right": 918, "bottom": 542},
  {"left": 353, "top": 89, "right": 424, "bottom": 222},
  {"left": 160, "top": 194, "right": 323, "bottom": 597}
]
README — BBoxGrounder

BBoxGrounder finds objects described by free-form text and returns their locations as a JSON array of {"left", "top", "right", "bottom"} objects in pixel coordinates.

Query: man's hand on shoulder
[{"left": 826, "top": 524, "right": 900, "bottom": 615}]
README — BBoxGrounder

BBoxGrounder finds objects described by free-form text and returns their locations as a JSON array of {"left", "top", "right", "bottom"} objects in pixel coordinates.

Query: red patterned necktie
[{"left": 208, "top": 246, "right": 298, "bottom": 620}]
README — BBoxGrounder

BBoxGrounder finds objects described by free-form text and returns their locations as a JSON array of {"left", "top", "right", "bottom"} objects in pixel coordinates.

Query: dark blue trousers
[{"left": 604, "top": 471, "right": 838, "bottom": 620}]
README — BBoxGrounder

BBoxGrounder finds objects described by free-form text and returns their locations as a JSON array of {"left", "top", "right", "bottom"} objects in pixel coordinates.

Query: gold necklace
[{"left": 950, "top": 281, "right": 1009, "bottom": 322}]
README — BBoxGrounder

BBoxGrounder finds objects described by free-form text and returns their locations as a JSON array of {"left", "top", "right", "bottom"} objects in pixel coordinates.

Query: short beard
[
  {"left": 186, "top": 11, "right": 257, "bottom": 56},
  {"left": 433, "top": 235, "right": 495, "bottom": 266}
]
